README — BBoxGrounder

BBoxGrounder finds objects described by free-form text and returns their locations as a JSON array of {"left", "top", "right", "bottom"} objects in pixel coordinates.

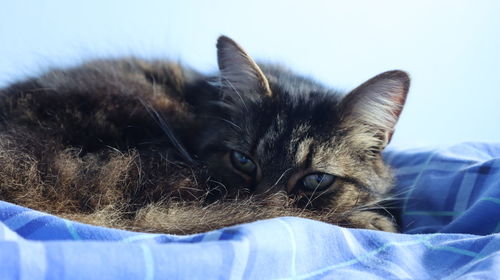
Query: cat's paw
[{"left": 344, "top": 211, "right": 398, "bottom": 232}]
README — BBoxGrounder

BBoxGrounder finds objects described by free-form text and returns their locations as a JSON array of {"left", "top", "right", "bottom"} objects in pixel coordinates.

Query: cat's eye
[
  {"left": 229, "top": 151, "right": 256, "bottom": 175},
  {"left": 301, "top": 173, "right": 335, "bottom": 191}
]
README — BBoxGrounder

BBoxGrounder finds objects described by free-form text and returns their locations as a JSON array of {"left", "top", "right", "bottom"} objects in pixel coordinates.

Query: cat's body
[{"left": 0, "top": 36, "right": 409, "bottom": 234}]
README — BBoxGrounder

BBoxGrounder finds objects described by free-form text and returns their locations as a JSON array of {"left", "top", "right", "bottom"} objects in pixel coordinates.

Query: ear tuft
[
  {"left": 341, "top": 70, "right": 410, "bottom": 149},
  {"left": 216, "top": 35, "right": 272, "bottom": 97}
]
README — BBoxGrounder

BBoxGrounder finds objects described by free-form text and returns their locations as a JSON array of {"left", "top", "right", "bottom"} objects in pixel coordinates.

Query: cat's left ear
[
  {"left": 216, "top": 36, "right": 272, "bottom": 97},
  {"left": 340, "top": 70, "right": 410, "bottom": 150}
]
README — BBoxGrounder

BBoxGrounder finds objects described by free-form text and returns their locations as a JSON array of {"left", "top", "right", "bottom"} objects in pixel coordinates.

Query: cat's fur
[{"left": 0, "top": 36, "right": 409, "bottom": 234}]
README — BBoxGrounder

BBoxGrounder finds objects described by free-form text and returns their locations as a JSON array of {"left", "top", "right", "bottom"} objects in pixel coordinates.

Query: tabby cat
[{"left": 0, "top": 36, "right": 409, "bottom": 234}]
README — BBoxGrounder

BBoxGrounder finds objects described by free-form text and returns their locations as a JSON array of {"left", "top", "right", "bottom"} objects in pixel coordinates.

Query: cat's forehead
[
  {"left": 254, "top": 108, "right": 343, "bottom": 162},
  {"left": 223, "top": 66, "right": 349, "bottom": 168}
]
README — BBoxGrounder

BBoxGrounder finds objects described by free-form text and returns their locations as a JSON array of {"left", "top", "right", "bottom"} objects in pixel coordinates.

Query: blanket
[{"left": 1, "top": 142, "right": 499, "bottom": 279}]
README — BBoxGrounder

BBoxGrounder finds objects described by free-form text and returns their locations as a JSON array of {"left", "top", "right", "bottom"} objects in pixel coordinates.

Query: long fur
[{"left": 0, "top": 37, "right": 409, "bottom": 234}]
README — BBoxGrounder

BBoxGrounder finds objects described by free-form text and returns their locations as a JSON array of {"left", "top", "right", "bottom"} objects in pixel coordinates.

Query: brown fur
[
  {"left": 0, "top": 37, "right": 409, "bottom": 234},
  {"left": 0, "top": 130, "right": 393, "bottom": 234}
]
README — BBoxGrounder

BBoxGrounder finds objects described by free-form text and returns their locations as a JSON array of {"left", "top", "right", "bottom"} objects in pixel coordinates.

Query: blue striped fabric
[{"left": 0, "top": 142, "right": 499, "bottom": 279}]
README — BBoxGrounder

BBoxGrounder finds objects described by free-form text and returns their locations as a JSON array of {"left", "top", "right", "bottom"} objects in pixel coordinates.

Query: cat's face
[{"left": 194, "top": 36, "right": 409, "bottom": 228}]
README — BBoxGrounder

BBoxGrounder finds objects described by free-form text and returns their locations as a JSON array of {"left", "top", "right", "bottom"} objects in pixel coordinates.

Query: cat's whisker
[
  {"left": 137, "top": 140, "right": 168, "bottom": 146},
  {"left": 360, "top": 197, "right": 402, "bottom": 209},
  {"left": 254, "top": 169, "right": 292, "bottom": 199},
  {"left": 354, "top": 192, "right": 361, "bottom": 208},
  {"left": 300, "top": 175, "right": 332, "bottom": 212},
  {"left": 105, "top": 145, "right": 124, "bottom": 155},
  {"left": 207, "top": 100, "right": 239, "bottom": 115},
  {"left": 207, "top": 179, "right": 229, "bottom": 195},
  {"left": 201, "top": 116, "right": 242, "bottom": 131},
  {"left": 221, "top": 76, "right": 249, "bottom": 112},
  {"left": 326, "top": 205, "right": 342, "bottom": 216},
  {"left": 272, "top": 168, "right": 293, "bottom": 187},
  {"left": 359, "top": 194, "right": 406, "bottom": 209},
  {"left": 138, "top": 98, "right": 194, "bottom": 164},
  {"left": 300, "top": 189, "right": 330, "bottom": 215},
  {"left": 175, "top": 188, "right": 202, "bottom": 201},
  {"left": 349, "top": 199, "right": 398, "bottom": 223}
]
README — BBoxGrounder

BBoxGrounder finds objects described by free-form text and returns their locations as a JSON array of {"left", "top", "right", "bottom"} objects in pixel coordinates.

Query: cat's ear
[
  {"left": 216, "top": 36, "right": 272, "bottom": 97},
  {"left": 340, "top": 70, "right": 409, "bottom": 151}
]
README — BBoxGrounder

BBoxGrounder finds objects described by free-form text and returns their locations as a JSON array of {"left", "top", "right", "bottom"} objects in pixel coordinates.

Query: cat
[{"left": 0, "top": 36, "right": 409, "bottom": 234}]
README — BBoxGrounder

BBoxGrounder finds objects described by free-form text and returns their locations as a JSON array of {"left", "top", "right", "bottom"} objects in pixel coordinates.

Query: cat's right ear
[
  {"left": 340, "top": 70, "right": 410, "bottom": 151},
  {"left": 216, "top": 36, "right": 272, "bottom": 97}
]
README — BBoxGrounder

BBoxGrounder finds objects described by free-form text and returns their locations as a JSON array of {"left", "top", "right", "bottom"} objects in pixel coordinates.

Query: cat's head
[{"left": 193, "top": 36, "right": 409, "bottom": 230}]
